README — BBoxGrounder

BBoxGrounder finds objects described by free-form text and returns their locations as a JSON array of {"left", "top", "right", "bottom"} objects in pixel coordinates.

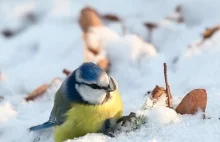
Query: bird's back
[{"left": 54, "top": 90, "right": 123, "bottom": 142}]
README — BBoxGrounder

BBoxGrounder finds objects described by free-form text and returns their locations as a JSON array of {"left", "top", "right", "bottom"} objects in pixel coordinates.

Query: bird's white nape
[
  {"left": 109, "top": 76, "right": 118, "bottom": 90},
  {"left": 75, "top": 84, "right": 107, "bottom": 104},
  {"left": 98, "top": 73, "right": 110, "bottom": 86}
]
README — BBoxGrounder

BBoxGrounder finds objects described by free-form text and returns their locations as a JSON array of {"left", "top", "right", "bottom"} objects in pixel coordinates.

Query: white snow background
[{"left": 1, "top": 0, "right": 220, "bottom": 142}]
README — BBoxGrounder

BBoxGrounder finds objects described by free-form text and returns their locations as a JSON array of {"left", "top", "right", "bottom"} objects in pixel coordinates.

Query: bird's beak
[{"left": 106, "top": 76, "right": 118, "bottom": 92}]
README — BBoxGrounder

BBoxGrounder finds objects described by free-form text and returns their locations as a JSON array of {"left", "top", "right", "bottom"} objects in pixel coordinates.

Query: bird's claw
[
  {"left": 117, "top": 112, "right": 136, "bottom": 126},
  {"left": 103, "top": 129, "right": 115, "bottom": 137},
  {"left": 33, "top": 137, "right": 40, "bottom": 142}
]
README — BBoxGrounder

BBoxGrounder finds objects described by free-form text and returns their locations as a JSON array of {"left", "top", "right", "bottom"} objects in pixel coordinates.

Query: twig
[
  {"left": 143, "top": 22, "right": 158, "bottom": 43},
  {"left": 63, "top": 69, "right": 72, "bottom": 76},
  {"left": 163, "top": 63, "right": 172, "bottom": 108}
]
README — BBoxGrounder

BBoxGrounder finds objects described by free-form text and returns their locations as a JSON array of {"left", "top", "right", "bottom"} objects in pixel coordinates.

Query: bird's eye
[{"left": 88, "top": 84, "right": 102, "bottom": 89}]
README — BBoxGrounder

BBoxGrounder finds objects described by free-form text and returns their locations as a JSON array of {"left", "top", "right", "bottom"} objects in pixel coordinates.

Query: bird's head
[{"left": 65, "top": 62, "right": 118, "bottom": 105}]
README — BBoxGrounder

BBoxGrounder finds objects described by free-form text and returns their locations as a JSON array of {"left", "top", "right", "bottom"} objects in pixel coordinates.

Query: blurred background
[{"left": 1, "top": 0, "right": 220, "bottom": 142}]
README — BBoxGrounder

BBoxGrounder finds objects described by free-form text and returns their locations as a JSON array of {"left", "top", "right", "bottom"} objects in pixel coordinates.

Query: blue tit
[{"left": 29, "top": 62, "right": 123, "bottom": 142}]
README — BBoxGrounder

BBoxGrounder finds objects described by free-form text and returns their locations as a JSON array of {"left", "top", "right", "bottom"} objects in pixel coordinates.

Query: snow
[
  {"left": 146, "top": 106, "right": 179, "bottom": 126},
  {"left": 1, "top": 0, "right": 220, "bottom": 142},
  {"left": 0, "top": 102, "right": 17, "bottom": 122}
]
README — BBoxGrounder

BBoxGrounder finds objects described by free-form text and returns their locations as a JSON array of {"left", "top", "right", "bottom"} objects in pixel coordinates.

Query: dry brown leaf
[
  {"left": 144, "top": 22, "right": 158, "bottom": 30},
  {"left": 101, "top": 14, "right": 121, "bottom": 22},
  {"left": 202, "top": 26, "right": 220, "bottom": 40},
  {"left": 151, "top": 85, "right": 165, "bottom": 100},
  {"left": 97, "top": 58, "right": 110, "bottom": 73},
  {"left": 87, "top": 47, "right": 101, "bottom": 55},
  {"left": 25, "top": 84, "right": 49, "bottom": 102},
  {"left": 78, "top": 7, "right": 103, "bottom": 33},
  {"left": 176, "top": 89, "right": 207, "bottom": 115}
]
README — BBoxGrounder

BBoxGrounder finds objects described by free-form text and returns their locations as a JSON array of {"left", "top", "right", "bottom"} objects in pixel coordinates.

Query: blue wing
[
  {"left": 29, "top": 86, "right": 72, "bottom": 131},
  {"left": 29, "top": 74, "right": 80, "bottom": 132},
  {"left": 29, "top": 114, "right": 58, "bottom": 131},
  {"left": 29, "top": 121, "right": 57, "bottom": 131}
]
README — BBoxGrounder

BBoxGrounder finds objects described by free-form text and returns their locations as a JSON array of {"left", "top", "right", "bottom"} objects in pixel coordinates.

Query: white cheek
[
  {"left": 99, "top": 73, "right": 109, "bottom": 86},
  {"left": 76, "top": 85, "right": 106, "bottom": 104}
]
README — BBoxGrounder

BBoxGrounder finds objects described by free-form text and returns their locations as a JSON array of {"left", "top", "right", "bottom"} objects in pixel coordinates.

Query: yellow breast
[{"left": 54, "top": 90, "right": 123, "bottom": 142}]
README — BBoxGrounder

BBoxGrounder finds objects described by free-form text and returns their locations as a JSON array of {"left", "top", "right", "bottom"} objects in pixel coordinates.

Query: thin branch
[
  {"left": 143, "top": 22, "right": 158, "bottom": 43},
  {"left": 63, "top": 69, "right": 72, "bottom": 76},
  {"left": 164, "top": 63, "right": 172, "bottom": 108}
]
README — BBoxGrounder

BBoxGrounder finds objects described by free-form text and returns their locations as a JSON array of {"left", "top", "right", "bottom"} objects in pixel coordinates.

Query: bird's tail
[{"left": 29, "top": 121, "right": 56, "bottom": 131}]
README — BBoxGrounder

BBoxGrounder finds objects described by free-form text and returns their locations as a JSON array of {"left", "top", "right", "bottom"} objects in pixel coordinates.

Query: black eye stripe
[
  {"left": 75, "top": 80, "right": 109, "bottom": 90},
  {"left": 88, "top": 84, "right": 102, "bottom": 89}
]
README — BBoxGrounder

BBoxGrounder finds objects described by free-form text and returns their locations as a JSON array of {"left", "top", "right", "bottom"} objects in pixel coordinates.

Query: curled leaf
[{"left": 176, "top": 89, "right": 207, "bottom": 115}]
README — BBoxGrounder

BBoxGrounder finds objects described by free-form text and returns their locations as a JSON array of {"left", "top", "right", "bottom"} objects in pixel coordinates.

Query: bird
[{"left": 29, "top": 62, "right": 123, "bottom": 142}]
